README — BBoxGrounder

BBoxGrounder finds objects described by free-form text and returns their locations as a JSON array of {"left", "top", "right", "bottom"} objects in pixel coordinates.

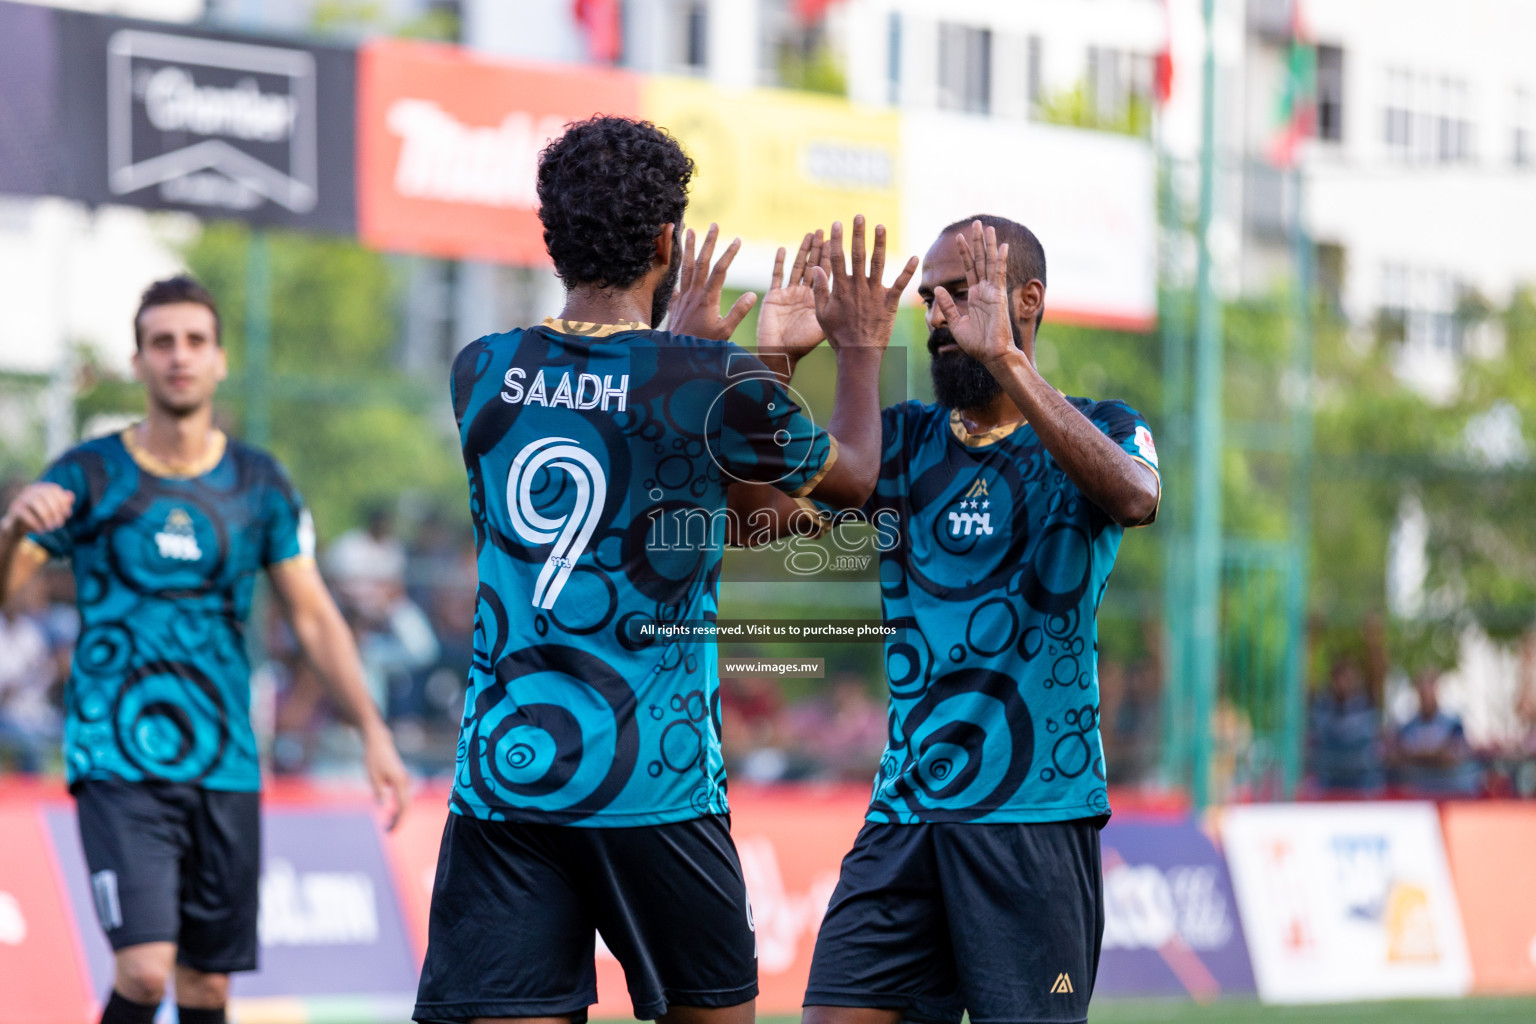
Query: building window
[
  {"left": 672, "top": 0, "right": 707, "bottom": 72},
  {"left": 938, "top": 23, "right": 991, "bottom": 115},
  {"left": 1513, "top": 87, "right": 1533, "bottom": 168},
  {"left": 1379, "top": 263, "right": 1466, "bottom": 353},
  {"left": 1027, "top": 35, "right": 1042, "bottom": 115},
  {"left": 888, "top": 12, "right": 902, "bottom": 104},
  {"left": 1086, "top": 47, "right": 1154, "bottom": 135},
  {"left": 1383, "top": 69, "right": 1474, "bottom": 164},
  {"left": 1316, "top": 45, "right": 1344, "bottom": 142}
]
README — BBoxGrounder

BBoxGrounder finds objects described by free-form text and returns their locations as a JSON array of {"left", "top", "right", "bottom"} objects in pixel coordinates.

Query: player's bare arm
[
  {"left": 266, "top": 559, "right": 412, "bottom": 828},
  {"left": 0, "top": 481, "right": 73, "bottom": 601},
  {"left": 933, "top": 221, "right": 1158, "bottom": 527}
]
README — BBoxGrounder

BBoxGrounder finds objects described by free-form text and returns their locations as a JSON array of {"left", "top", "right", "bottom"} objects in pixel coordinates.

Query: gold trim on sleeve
[
  {"left": 789, "top": 435, "right": 840, "bottom": 498},
  {"left": 266, "top": 554, "right": 317, "bottom": 572},
  {"left": 16, "top": 537, "right": 51, "bottom": 569}
]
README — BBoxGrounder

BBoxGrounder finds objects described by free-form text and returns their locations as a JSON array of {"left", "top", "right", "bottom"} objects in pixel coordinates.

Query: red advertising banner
[
  {"left": 0, "top": 803, "right": 96, "bottom": 1024},
  {"left": 357, "top": 38, "right": 640, "bottom": 264},
  {"left": 1442, "top": 802, "right": 1536, "bottom": 994}
]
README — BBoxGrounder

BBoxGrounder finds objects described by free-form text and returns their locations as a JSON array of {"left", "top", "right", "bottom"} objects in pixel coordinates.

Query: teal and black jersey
[
  {"left": 27, "top": 429, "right": 312, "bottom": 791},
  {"left": 849, "top": 397, "right": 1159, "bottom": 824},
  {"left": 450, "top": 318, "right": 837, "bottom": 826}
]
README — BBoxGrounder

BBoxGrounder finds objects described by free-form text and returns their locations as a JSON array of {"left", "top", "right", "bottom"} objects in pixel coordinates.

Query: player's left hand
[
  {"left": 362, "top": 722, "right": 412, "bottom": 830},
  {"left": 667, "top": 223, "right": 758, "bottom": 340},
  {"left": 756, "top": 230, "right": 826, "bottom": 377},
  {"left": 933, "top": 221, "right": 1014, "bottom": 369}
]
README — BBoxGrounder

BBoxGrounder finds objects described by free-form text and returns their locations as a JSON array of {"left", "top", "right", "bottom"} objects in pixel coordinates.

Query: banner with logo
[
  {"left": 641, "top": 77, "right": 903, "bottom": 292},
  {"left": 1223, "top": 802, "right": 1472, "bottom": 1003},
  {"left": 56, "top": 11, "right": 357, "bottom": 232},
  {"left": 900, "top": 113, "right": 1156, "bottom": 332},
  {"left": 1442, "top": 802, "right": 1536, "bottom": 994},
  {"left": 0, "top": 804, "right": 97, "bottom": 1024},
  {"left": 1097, "top": 819, "right": 1255, "bottom": 998},
  {"left": 357, "top": 38, "right": 639, "bottom": 263}
]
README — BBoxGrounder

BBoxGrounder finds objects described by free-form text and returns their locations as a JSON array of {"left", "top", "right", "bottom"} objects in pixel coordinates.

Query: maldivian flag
[{"left": 1268, "top": 2, "right": 1316, "bottom": 167}]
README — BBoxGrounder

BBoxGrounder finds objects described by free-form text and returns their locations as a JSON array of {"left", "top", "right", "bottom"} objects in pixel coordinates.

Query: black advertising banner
[
  {"left": 0, "top": 2, "right": 61, "bottom": 198},
  {"left": 57, "top": 10, "right": 356, "bottom": 233}
]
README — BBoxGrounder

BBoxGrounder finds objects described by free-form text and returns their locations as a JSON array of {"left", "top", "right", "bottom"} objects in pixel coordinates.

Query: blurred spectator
[
  {"left": 323, "top": 506, "right": 438, "bottom": 714},
  {"left": 720, "top": 672, "right": 794, "bottom": 782},
  {"left": 783, "top": 672, "right": 886, "bottom": 782},
  {"left": 0, "top": 573, "right": 62, "bottom": 773},
  {"left": 325, "top": 505, "right": 409, "bottom": 622},
  {"left": 1307, "top": 659, "right": 1386, "bottom": 795},
  {"left": 1102, "top": 658, "right": 1161, "bottom": 784},
  {"left": 1390, "top": 670, "right": 1483, "bottom": 796}
]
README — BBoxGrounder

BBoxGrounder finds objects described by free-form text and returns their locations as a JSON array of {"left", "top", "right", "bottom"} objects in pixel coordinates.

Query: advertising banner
[
  {"left": 358, "top": 38, "right": 639, "bottom": 263},
  {"left": 56, "top": 12, "right": 357, "bottom": 232},
  {"left": 1223, "top": 802, "right": 1472, "bottom": 1003},
  {"left": 43, "top": 804, "right": 417, "bottom": 1007},
  {"left": 900, "top": 114, "right": 1156, "bottom": 332},
  {"left": 1097, "top": 819, "right": 1255, "bottom": 998},
  {"left": 0, "top": 805, "right": 96, "bottom": 1024},
  {"left": 642, "top": 77, "right": 903, "bottom": 291},
  {"left": 1442, "top": 802, "right": 1536, "bottom": 994},
  {"left": 0, "top": 2, "right": 61, "bottom": 199}
]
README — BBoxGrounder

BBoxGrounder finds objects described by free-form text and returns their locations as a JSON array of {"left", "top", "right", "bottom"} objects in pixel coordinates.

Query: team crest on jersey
[
  {"left": 948, "top": 476, "right": 994, "bottom": 537},
  {"left": 154, "top": 508, "right": 203, "bottom": 561}
]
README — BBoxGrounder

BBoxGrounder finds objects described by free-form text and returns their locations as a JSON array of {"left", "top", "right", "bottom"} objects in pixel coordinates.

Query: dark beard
[
  {"left": 652, "top": 229, "right": 684, "bottom": 328},
  {"left": 928, "top": 327, "right": 1003, "bottom": 409}
]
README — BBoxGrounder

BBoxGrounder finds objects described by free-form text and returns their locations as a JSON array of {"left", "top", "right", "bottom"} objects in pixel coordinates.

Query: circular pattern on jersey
[
  {"left": 111, "top": 660, "right": 230, "bottom": 784},
  {"left": 459, "top": 644, "right": 639, "bottom": 822},
  {"left": 879, "top": 668, "right": 1034, "bottom": 821}
]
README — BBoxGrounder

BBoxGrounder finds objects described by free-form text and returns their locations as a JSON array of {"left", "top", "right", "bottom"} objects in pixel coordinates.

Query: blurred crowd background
[{"left": 4, "top": 0, "right": 1536, "bottom": 809}]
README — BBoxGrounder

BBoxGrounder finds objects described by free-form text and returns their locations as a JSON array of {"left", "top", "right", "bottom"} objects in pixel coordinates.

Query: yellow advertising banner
[{"left": 642, "top": 77, "right": 902, "bottom": 259}]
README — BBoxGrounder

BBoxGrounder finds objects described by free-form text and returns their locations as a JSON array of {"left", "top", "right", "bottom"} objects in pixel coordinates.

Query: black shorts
[
  {"left": 413, "top": 812, "right": 758, "bottom": 1023},
  {"left": 74, "top": 778, "right": 261, "bottom": 974},
  {"left": 805, "top": 818, "right": 1106, "bottom": 1024}
]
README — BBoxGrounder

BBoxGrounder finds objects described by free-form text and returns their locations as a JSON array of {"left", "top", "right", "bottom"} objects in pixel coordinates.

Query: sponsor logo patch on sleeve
[{"left": 1133, "top": 425, "right": 1159, "bottom": 469}]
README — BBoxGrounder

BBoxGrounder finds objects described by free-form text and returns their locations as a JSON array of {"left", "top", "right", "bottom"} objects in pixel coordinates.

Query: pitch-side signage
[
  {"left": 58, "top": 11, "right": 356, "bottom": 232},
  {"left": 358, "top": 38, "right": 639, "bottom": 263}
]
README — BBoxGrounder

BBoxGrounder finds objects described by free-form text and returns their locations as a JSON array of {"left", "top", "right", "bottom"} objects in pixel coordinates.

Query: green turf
[{"left": 759, "top": 999, "right": 1536, "bottom": 1024}]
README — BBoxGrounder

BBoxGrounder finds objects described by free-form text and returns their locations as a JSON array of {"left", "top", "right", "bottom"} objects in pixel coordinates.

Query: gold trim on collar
[
  {"left": 121, "top": 426, "right": 227, "bottom": 479},
  {"left": 540, "top": 317, "right": 650, "bottom": 338},
  {"left": 948, "top": 409, "right": 1026, "bottom": 448}
]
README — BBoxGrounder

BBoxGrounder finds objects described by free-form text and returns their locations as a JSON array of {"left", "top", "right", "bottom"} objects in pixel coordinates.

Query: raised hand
[
  {"left": 756, "top": 230, "right": 825, "bottom": 378},
  {"left": 667, "top": 223, "right": 758, "bottom": 341},
  {"left": 811, "top": 215, "right": 918, "bottom": 351},
  {"left": 1, "top": 481, "right": 74, "bottom": 539},
  {"left": 932, "top": 221, "right": 1013, "bottom": 368}
]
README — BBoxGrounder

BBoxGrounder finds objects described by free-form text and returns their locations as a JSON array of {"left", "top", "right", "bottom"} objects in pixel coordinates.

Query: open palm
[
  {"left": 756, "top": 231, "right": 825, "bottom": 373},
  {"left": 933, "top": 221, "right": 1014, "bottom": 367}
]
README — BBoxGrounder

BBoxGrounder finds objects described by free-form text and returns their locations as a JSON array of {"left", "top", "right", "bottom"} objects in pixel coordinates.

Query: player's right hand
[
  {"left": 933, "top": 220, "right": 1014, "bottom": 370},
  {"left": 1, "top": 482, "right": 74, "bottom": 538},
  {"left": 811, "top": 215, "right": 918, "bottom": 352},
  {"left": 756, "top": 230, "right": 826, "bottom": 378}
]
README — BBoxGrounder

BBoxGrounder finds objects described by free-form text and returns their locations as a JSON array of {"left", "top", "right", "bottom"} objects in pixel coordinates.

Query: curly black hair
[{"left": 537, "top": 116, "right": 695, "bottom": 290}]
